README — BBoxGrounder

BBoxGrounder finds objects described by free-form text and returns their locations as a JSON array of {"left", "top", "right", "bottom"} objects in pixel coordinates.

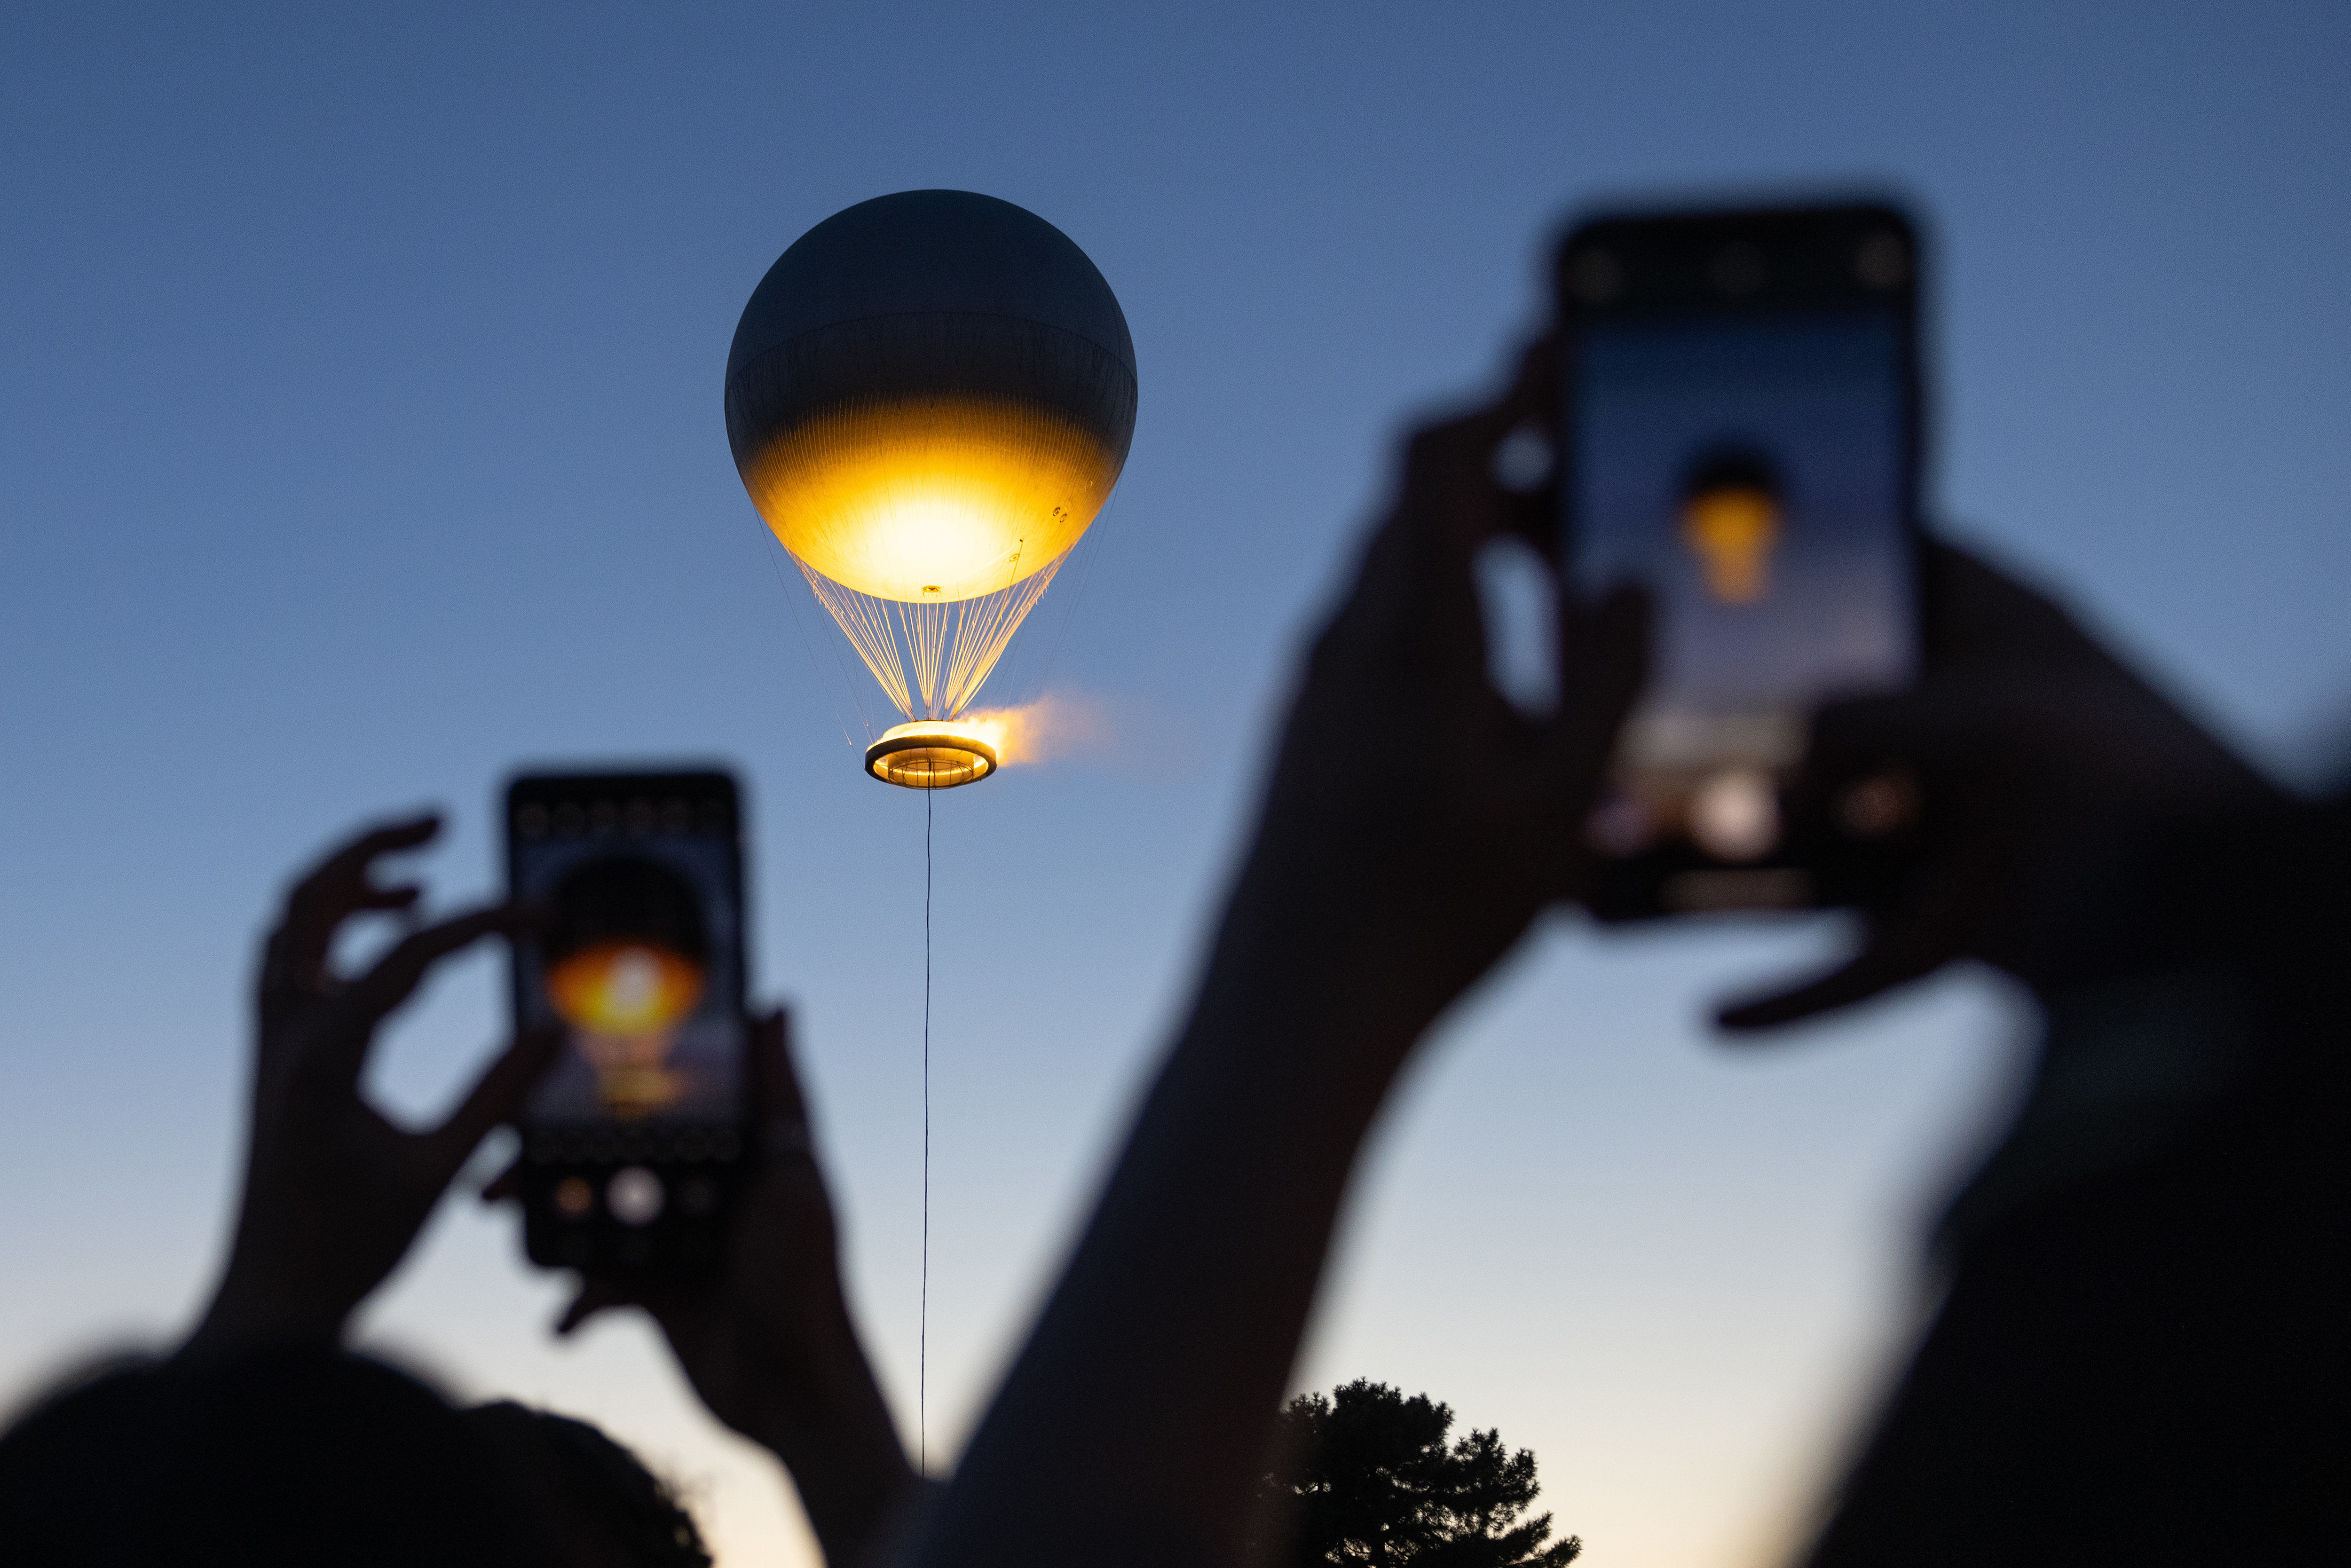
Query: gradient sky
[{"left": 3, "top": 5, "right": 2347, "bottom": 1565}]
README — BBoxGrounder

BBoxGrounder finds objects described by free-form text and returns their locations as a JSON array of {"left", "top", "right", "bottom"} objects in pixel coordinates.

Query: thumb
[
  {"left": 1714, "top": 914, "right": 1950, "bottom": 1034},
  {"left": 555, "top": 1276, "right": 639, "bottom": 1337},
  {"left": 477, "top": 1156, "right": 524, "bottom": 1206}
]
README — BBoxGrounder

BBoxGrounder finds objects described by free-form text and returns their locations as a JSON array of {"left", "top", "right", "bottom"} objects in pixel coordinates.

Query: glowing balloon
[{"left": 725, "top": 190, "right": 1137, "bottom": 787}]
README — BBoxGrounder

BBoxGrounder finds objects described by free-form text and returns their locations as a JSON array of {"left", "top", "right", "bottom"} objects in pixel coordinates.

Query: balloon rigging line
[
  {"left": 799, "top": 555, "right": 1069, "bottom": 720},
  {"left": 757, "top": 525, "right": 860, "bottom": 749},
  {"left": 920, "top": 786, "right": 933, "bottom": 1474}
]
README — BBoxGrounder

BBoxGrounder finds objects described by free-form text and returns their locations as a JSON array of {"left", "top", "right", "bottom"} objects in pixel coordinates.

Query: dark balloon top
[
  {"left": 724, "top": 190, "right": 1139, "bottom": 498},
  {"left": 725, "top": 189, "right": 1135, "bottom": 384}
]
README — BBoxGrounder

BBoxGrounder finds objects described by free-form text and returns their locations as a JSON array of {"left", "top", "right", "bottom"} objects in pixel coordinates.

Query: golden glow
[
  {"left": 547, "top": 941, "right": 705, "bottom": 1035},
  {"left": 1681, "top": 485, "right": 1782, "bottom": 605},
  {"left": 744, "top": 396, "right": 1118, "bottom": 603},
  {"left": 865, "top": 720, "right": 1000, "bottom": 789},
  {"left": 546, "top": 941, "right": 706, "bottom": 1119},
  {"left": 953, "top": 694, "right": 1109, "bottom": 766}
]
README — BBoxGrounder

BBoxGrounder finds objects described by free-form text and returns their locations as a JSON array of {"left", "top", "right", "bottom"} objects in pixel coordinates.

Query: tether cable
[{"left": 920, "top": 784, "right": 932, "bottom": 1473}]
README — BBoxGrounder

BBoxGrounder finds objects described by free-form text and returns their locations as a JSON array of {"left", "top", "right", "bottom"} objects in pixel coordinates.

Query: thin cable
[{"left": 920, "top": 784, "right": 932, "bottom": 1474}]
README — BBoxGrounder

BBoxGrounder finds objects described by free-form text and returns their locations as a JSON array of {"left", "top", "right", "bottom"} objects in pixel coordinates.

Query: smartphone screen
[
  {"left": 1557, "top": 204, "right": 1922, "bottom": 914},
  {"left": 507, "top": 770, "right": 750, "bottom": 1270}
]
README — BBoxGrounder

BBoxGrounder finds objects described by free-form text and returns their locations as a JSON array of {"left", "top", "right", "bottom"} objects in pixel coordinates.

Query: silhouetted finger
[
  {"left": 1401, "top": 402, "right": 1541, "bottom": 558},
  {"left": 1921, "top": 539, "right": 2125, "bottom": 677},
  {"left": 266, "top": 815, "right": 442, "bottom": 989},
  {"left": 428, "top": 1024, "right": 566, "bottom": 1173},
  {"left": 350, "top": 901, "right": 531, "bottom": 1009},
  {"left": 301, "top": 904, "right": 533, "bottom": 1087},
  {"left": 748, "top": 1008, "right": 810, "bottom": 1133},
  {"left": 1712, "top": 847, "right": 1985, "bottom": 1033},
  {"left": 1712, "top": 925, "right": 1951, "bottom": 1032},
  {"left": 555, "top": 1277, "right": 638, "bottom": 1337},
  {"left": 479, "top": 1156, "right": 524, "bottom": 1205}
]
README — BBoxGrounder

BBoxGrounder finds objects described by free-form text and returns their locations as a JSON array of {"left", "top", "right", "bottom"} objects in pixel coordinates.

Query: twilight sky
[{"left": 3, "top": 5, "right": 2346, "bottom": 1564}]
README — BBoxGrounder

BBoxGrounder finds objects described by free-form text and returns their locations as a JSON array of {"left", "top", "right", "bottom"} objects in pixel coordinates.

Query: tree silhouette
[{"left": 1254, "top": 1380, "right": 1582, "bottom": 1567}]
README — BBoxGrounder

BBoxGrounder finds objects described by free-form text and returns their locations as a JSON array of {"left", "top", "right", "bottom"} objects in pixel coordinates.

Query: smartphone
[
  {"left": 1554, "top": 201, "right": 1925, "bottom": 917},
  {"left": 506, "top": 769, "right": 752, "bottom": 1272}
]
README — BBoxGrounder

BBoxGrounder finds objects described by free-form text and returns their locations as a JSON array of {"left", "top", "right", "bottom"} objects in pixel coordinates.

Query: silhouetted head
[
  {"left": 0, "top": 1348, "right": 530, "bottom": 1567},
  {"left": 0, "top": 1348, "right": 710, "bottom": 1568},
  {"left": 465, "top": 1403, "right": 710, "bottom": 1568}
]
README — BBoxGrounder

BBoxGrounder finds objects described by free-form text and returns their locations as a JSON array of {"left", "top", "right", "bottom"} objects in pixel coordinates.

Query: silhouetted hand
[
  {"left": 889, "top": 350, "right": 1649, "bottom": 1568},
  {"left": 1216, "top": 346, "right": 1650, "bottom": 1049},
  {"left": 1719, "top": 542, "right": 2282, "bottom": 1031},
  {"left": 501, "top": 1010, "right": 915, "bottom": 1567},
  {"left": 183, "top": 815, "right": 558, "bottom": 1356}
]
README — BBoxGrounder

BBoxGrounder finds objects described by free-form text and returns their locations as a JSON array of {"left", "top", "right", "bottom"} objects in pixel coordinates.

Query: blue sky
[{"left": 3, "top": 5, "right": 2346, "bottom": 1563}]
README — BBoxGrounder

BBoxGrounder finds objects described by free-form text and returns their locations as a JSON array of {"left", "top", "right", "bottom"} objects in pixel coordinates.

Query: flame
[{"left": 954, "top": 693, "right": 1110, "bottom": 767}]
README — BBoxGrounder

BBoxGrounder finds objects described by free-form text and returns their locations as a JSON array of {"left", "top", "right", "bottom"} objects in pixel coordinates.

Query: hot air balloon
[{"left": 725, "top": 190, "right": 1137, "bottom": 788}]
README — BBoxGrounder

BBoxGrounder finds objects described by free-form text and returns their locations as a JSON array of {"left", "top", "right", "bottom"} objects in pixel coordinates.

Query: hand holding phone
[
  {"left": 516, "top": 1009, "right": 922, "bottom": 1566},
  {"left": 186, "top": 816, "right": 557, "bottom": 1357},
  {"left": 1718, "top": 540, "right": 2286, "bottom": 1029}
]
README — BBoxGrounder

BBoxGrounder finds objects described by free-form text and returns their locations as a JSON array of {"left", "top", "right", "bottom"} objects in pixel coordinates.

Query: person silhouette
[
  {"left": 877, "top": 332, "right": 2343, "bottom": 1567},
  {"left": 0, "top": 818, "right": 918, "bottom": 1567}
]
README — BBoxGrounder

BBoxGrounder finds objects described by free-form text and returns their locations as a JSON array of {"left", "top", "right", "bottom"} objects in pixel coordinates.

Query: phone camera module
[{"left": 552, "top": 1175, "right": 594, "bottom": 1219}]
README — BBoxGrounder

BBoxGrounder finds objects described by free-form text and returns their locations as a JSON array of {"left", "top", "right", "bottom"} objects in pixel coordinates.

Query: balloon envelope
[{"left": 726, "top": 190, "right": 1137, "bottom": 605}]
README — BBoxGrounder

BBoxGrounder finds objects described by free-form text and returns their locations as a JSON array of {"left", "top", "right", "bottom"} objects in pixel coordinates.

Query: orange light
[
  {"left": 864, "top": 720, "right": 1001, "bottom": 789},
  {"left": 1681, "top": 485, "right": 1781, "bottom": 605},
  {"left": 546, "top": 941, "right": 706, "bottom": 1036},
  {"left": 742, "top": 397, "right": 1118, "bottom": 604}
]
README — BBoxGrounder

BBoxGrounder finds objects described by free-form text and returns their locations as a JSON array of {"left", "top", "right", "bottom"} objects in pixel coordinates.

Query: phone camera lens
[
  {"left": 607, "top": 1167, "right": 665, "bottom": 1227},
  {"left": 626, "top": 797, "right": 657, "bottom": 835},
  {"left": 553, "top": 1175, "right": 595, "bottom": 1219},
  {"left": 516, "top": 802, "right": 550, "bottom": 838},
  {"left": 589, "top": 800, "right": 619, "bottom": 835},
  {"left": 552, "top": 802, "right": 585, "bottom": 836},
  {"left": 1689, "top": 769, "right": 1778, "bottom": 861}
]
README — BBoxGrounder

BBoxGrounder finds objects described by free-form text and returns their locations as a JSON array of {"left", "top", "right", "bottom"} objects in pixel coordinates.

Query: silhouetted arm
[
  {"left": 516, "top": 1010, "right": 919, "bottom": 1567},
  {"left": 892, "top": 355, "right": 1649, "bottom": 1565}
]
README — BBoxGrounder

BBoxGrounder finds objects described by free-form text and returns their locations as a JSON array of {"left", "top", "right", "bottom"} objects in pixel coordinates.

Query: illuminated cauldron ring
[{"left": 863, "top": 722, "right": 1000, "bottom": 790}]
